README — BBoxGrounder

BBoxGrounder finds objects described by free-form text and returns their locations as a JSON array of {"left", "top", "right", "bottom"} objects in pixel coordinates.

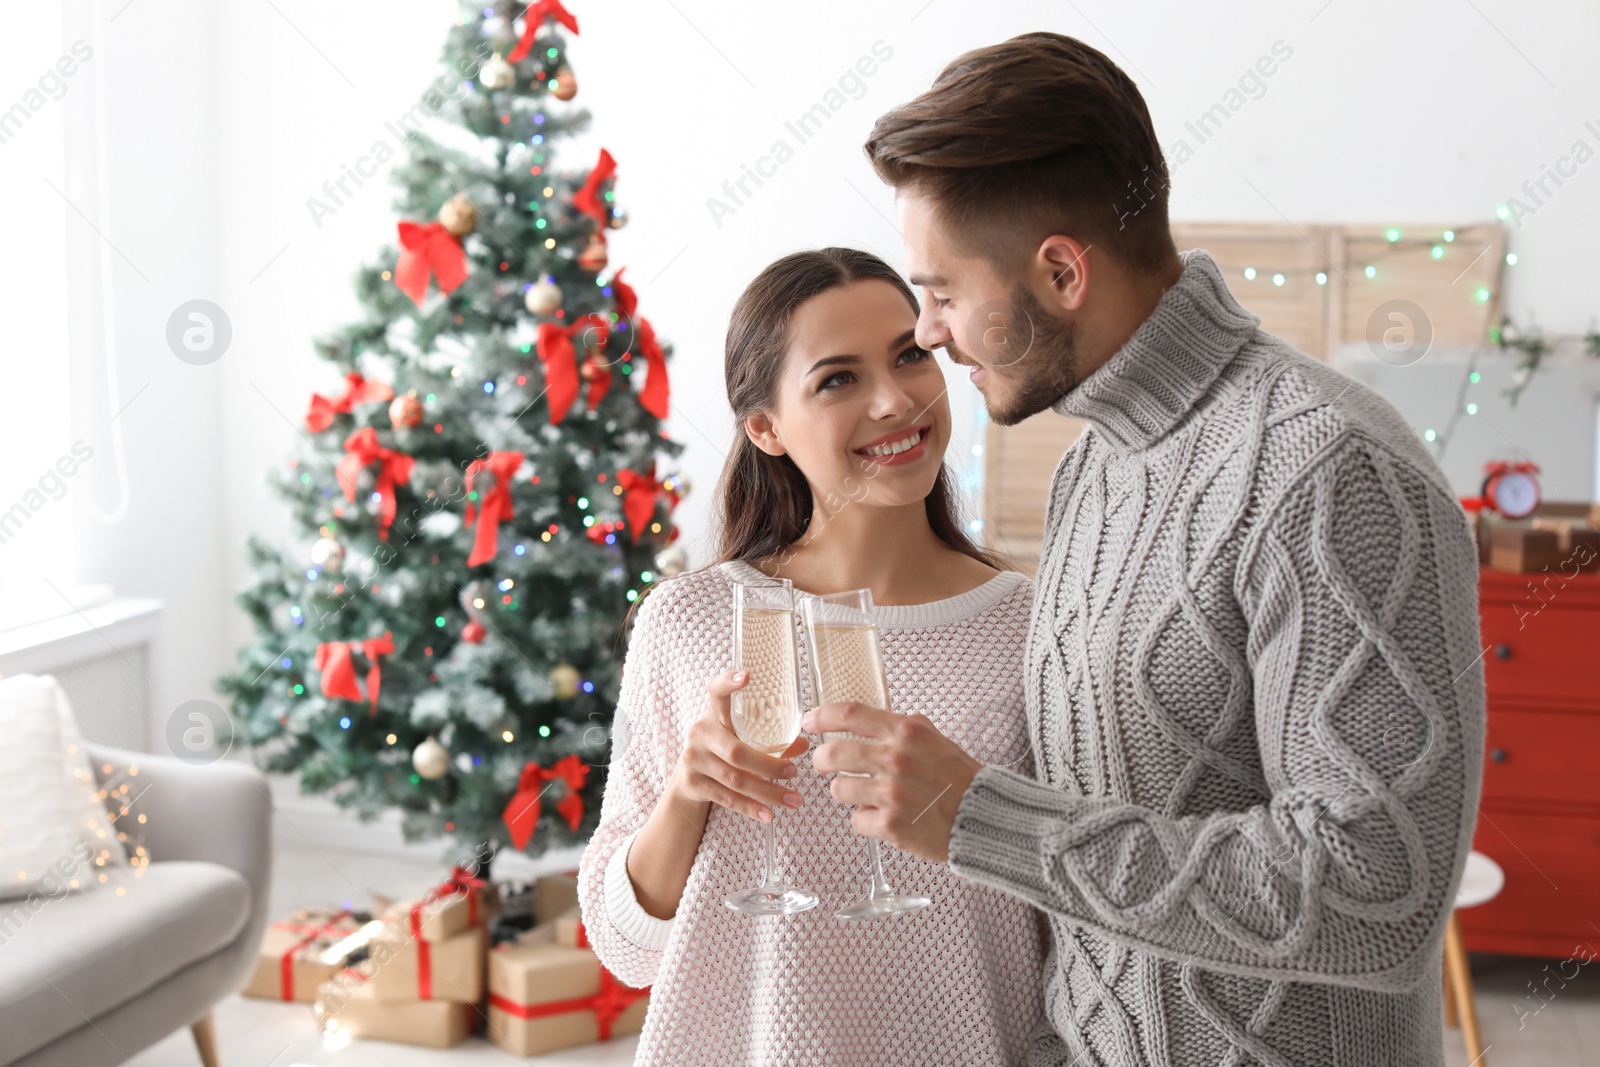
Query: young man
[{"left": 802, "top": 32, "right": 1486, "bottom": 1067}]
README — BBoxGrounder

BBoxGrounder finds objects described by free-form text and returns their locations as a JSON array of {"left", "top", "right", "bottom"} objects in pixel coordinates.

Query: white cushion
[
  {"left": 0, "top": 675, "right": 121, "bottom": 903},
  {"left": 46, "top": 677, "right": 127, "bottom": 869}
]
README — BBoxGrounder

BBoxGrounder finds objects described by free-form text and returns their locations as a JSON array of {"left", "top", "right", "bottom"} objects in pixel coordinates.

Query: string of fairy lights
[
  {"left": 1213, "top": 222, "right": 1503, "bottom": 302},
  {"left": 1208, "top": 216, "right": 1599, "bottom": 462}
]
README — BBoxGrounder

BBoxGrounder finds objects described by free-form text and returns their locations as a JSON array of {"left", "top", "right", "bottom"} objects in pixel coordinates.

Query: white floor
[{"left": 121, "top": 838, "right": 1597, "bottom": 1066}]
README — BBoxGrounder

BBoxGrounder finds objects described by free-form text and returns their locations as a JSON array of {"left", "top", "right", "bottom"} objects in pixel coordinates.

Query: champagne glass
[
  {"left": 801, "top": 589, "right": 931, "bottom": 921},
  {"left": 723, "top": 577, "right": 818, "bottom": 915}
]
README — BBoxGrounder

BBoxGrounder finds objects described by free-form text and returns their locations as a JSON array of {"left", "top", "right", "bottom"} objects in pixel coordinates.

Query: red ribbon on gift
[
  {"left": 616, "top": 464, "right": 667, "bottom": 544},
  {"left": 272, "top": 909, "right": 352, "bottom": 1001},
  {"left": 507, "top": 0, "right": 580, "bottom": 63},
  {"left": 394, "top": 221, "right": 468, "bottom": 306},
  {"left": 535, "top": 313, "right": 613, "bottom": 424},
  {"left": 502, "top": 755, "right": 589, "bottom": 850},
  {"left": 609, "top": 270, "right": 670, "bottom": 420},
  {"left": 464, "top": 451, "right": 524, "bottom": 567},
  {"left": 314, "top": 633, "right": 394, "bottom": 714},
  {"left": 335, "top": 427, "right": 414, "bottom": 541},
  {"left": 488, "top": 964, "right": 648, "bottom": 1041},
  {"left": 573, "top": 148, "right": 616, "bottom": 235},
  {"left": 406, "top": 865, "right": 488, "bottom": 1001},
  {"left": 306, "top": 372, "right": 394, "bottom": 433}
]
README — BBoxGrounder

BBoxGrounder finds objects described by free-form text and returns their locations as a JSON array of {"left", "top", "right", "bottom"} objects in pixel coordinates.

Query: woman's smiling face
[{"left": 745, "top": 278, "right": 951, "bottom": 512}]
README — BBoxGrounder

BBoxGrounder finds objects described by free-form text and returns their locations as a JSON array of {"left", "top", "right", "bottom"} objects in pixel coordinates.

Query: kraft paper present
[
  {"left": 315, "top": 970, "right": 475, "bottom": 1049},
  {"left": 379, "top": 872, "right": 496, "bottom": 945},
  {"left": 243, "top": 908, "right": 375, "bottom": 1003},
  {"left": 534, "top": 870, "right": 579, "bottom": 925},
  {"left": 553, "top": 904, "right": 585, "bottom": 948},
  {"left": 486, "top": 922, "right": 649, "bottom": 1057},
  {"left": 365, "top": 920, "right": 486, "bottom": 1003}
]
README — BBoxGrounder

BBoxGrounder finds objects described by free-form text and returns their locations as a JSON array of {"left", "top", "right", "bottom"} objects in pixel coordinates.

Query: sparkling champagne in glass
[
  {"left": 723, "top": 578, "right": 817, "bottom": 915},
  {"left": 801, "top": 589, "right": 931, "bottom": 921}
]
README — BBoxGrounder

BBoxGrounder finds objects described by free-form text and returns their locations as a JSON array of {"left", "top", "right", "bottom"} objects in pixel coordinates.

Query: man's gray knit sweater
[{"left": 948, "top": 249, "right": 1486, "bottom": 1067}]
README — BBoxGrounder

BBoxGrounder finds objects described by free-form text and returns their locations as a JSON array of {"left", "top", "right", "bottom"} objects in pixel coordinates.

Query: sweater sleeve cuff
[
  {"left": 603, "top": 830, "right": 676, "bottom": 951},
  {"left": 948, "top": 764, "right": 1087, "bottom": 910}
]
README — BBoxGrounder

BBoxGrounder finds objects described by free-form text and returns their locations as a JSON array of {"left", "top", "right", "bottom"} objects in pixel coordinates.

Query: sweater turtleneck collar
[{"left": 1050, "top": 248, "right": 1260, "bottom": 452}]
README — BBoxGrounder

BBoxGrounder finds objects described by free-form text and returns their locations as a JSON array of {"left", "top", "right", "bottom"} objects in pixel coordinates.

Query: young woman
[{"left": 577, "top": 248, "right": 1046, "bottom": 1065}]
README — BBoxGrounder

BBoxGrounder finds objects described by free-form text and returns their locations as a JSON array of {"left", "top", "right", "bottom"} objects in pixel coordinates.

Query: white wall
[{"left": 13, "top": 0, "right": 1600, "bottom": 753}]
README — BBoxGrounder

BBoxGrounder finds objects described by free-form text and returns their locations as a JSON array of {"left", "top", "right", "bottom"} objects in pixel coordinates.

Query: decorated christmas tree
[{"left": 220, "top": 0, "right": 686, "bottom": 864}]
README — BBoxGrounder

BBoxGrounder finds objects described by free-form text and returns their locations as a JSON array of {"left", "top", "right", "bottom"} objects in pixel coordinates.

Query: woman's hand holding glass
[{"left": 668, "top": 669, "right": 808, "bottom": 824}]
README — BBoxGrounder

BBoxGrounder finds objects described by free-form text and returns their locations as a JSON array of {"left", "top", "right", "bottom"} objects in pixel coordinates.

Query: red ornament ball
[
  {"left": 388, "top": 392, "right": 424, "bottom": 430},
  {"left": 462, "top": 621, "right": 487, "bottom": 644}
]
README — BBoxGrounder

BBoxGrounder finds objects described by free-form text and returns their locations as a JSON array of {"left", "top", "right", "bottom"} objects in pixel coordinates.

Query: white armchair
[{"left": 0, "top": 744, "right": 272, "bottom": 1067}]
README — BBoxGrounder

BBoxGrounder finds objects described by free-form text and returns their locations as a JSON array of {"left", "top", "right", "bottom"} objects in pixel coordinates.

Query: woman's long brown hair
[{"left": 711, "top": 247, "right": 1000, "bottom": 571}]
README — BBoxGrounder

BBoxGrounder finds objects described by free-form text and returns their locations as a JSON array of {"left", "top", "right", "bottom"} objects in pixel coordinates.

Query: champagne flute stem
[
  {"left": 760, "top": 809, "right": 780, "bottom": 889},
  {"left": 867, "top": 837, "right": 893, "bottom": 898}
]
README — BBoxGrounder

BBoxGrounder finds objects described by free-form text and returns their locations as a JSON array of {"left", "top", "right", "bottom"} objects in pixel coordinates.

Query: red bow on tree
[
  {"left": 464, "top": 450, "right": 524, "bottom": 567},
  {"left": 611, "top": 267, "right": 638, "bottom": 319},
  {"left": 314, "top": 632, "right": 394, "bottom": 714},
  {"left": 609, "top": 269, "right": 670, "bottom": 419},
  {"left": 573, "top": 148, "right": 616, "bottom": 236},
  {"left": 335, "top": 427, "right": 414, "bottom": 540},
  {"left": 393, "top": 221, "right": 468, "bottom": 307},
  {"left": 535, "top": 313, "right": 612, "bottom": 423},
  {"left": 634, "top": 318, "right": 670, "bottom": 419},
  {"left": 306, "top": 372, "right": 394, "bottom": 432},
  {"left": 508, "top": 0, "right": 580, "bottom": 63},
  {"left": 616, "top": 464, "right": 667, "bottom": 544},
  {"left": 502, "top": 754, "right": 590, "bottom": 849}
]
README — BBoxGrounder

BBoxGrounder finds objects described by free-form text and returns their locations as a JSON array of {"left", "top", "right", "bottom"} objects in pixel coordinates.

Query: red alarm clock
[{"left": 1478, "top": 460, "right": 1541, "bottom": 519}]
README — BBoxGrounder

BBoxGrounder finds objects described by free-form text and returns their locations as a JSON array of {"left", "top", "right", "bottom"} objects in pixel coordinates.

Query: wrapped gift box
[
  {"left": 315, "top": 970, "right": 475, "bottom": 1049},
  {"left": 487, "top": 922, "right": 649, "bottom": 1057},
  {"left": 243, "top": 908, "right": 377, "bottom": 1002},
  {"left": 553, "top": 904, "right": 585, "bottom": 948},
  {"left": 381, "top": 866, "right": 497, "bottom": 944},
  {"left": 534, "top": 870, "right": 579, "bottom": 925},
  {"left": 365, "top": 920, "right": 486, "bottom": 1003}
]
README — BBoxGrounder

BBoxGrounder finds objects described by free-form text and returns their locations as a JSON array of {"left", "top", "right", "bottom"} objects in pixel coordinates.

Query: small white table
[{"left": 1444, "top": 851, "right": 1504, "bottom": 1065}]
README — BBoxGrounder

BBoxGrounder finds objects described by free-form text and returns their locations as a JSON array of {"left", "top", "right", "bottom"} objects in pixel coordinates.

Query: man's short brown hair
[{"left": 865, "top": 32, "right": 1176, "bottom": 276}]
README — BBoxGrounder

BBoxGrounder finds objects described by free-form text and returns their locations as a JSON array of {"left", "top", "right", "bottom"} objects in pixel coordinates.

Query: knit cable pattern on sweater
[
  {"left": 579, "top": 561, "right": 1050, "bottom": 1066},
  {"left": 947, "top": 249, "right": 1487, "bottom": 1067}
]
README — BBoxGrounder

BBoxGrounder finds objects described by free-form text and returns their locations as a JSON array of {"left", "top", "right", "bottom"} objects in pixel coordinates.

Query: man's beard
[{"left": 952, "top": 281, "right": 1082, "bottom": 427}]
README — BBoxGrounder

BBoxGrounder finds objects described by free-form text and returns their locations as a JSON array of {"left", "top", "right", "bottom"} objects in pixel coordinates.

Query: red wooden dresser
[{"left": 1457, "top": 567, "right": 1600, "bottom": 957}]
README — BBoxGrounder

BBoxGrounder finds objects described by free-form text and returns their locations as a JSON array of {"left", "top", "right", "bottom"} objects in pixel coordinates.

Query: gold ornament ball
[
  {"left": 438, "top": 193, "right": 478, "bottom": 237},
  {"left": 310, "top": 536, "right": 345, "bottom": 574},
  {"left": 654, "top": 544, "right": 688, "bottom": 578},
  {"left": 524, "top": 279, "right": 563, "bottom": 315},
  {"left": 550, "top": 65, "right": 578, "bottom": 101},
  {"left": 577, "top": 233, "right": 608, "bottom": 272},
  {"left": 549, "top": 662, "right": 581, "bottom": 699},
  {"left": 388, "top": 391, "right": 424, "bottom": 430},
  {"left": 412, "top": 737, "right": 450, "bottom": 780},
  {"left": 480, "top": 54, "right": 515, "bottom": 90}
]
